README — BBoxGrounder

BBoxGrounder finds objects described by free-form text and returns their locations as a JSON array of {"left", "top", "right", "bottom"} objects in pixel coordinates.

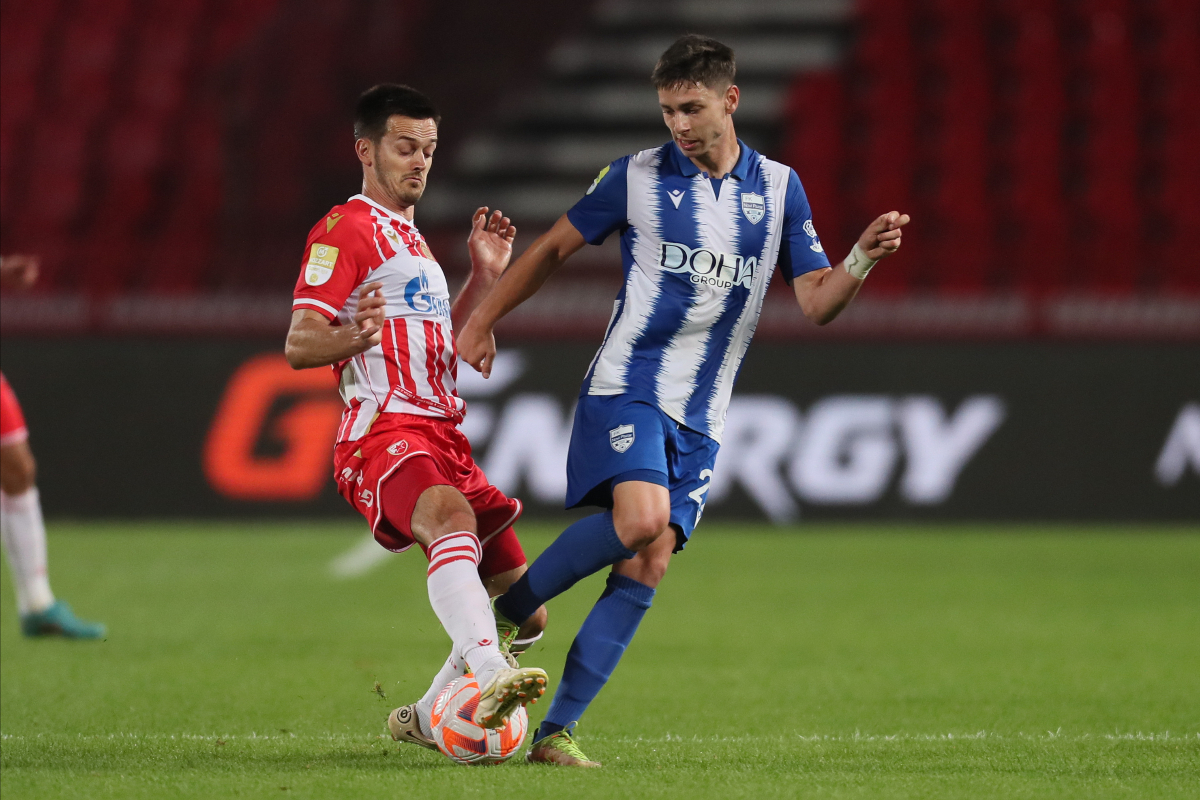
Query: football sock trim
[
  {"left": 495, "top": 512, "right": 634, "bottom": 625},
  {"left": 543, "top": 573, "right": 655, "bottom": 729}
]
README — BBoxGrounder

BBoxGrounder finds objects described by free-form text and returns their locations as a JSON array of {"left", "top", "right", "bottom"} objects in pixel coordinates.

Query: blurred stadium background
[{"left": 1, "top": 0, "right": 1197, "bottom": 524}]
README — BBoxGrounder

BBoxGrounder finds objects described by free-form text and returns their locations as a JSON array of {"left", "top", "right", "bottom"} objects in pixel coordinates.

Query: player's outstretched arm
[
  {"left": 457, "top": 214, "right": 587, "bottom": 378},
  {"left": 451, "top": 207, "right": 517, "bottom": 330},
  {"left": 794, "top": 211, "right": 910, "bottom": 325},
  {"left": 285, "top": 282, "right": 386, "bottom": 369}
]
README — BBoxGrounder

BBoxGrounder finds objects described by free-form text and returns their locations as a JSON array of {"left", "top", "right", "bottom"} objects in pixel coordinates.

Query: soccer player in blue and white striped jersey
[{"left": 459, "top": 35, "right": 909, "bottom": 766}]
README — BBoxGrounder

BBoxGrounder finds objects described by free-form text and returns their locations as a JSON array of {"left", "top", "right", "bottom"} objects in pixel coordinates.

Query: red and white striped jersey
[{"left": 293, "top": 194, "right": 464, "bottom": 443}]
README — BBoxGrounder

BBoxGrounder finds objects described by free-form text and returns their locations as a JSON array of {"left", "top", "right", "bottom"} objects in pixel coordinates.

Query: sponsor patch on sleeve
[{"left": 305, "top": 243, "right": 340, "bottom": 286}]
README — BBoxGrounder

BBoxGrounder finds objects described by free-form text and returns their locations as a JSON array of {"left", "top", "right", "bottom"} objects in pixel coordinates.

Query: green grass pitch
[{"left": 1, "top": 522, "right": 1197, "bottom": 799}]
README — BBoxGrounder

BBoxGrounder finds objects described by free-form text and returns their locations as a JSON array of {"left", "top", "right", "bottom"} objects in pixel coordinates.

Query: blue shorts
[{"left": 565, "top": 394, "right": 720, "bottom": 550}]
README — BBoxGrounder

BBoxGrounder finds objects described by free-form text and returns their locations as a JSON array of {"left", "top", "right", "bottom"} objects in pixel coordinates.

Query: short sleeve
[
  {"left": 293, "top": 211, "right": 378, "bottom": 320},
  {"left": 566, "top": 157, "right": 630, "bottom": 245},
  {"left": 777, "top": 169, "right": 832, "bottom": 283}
]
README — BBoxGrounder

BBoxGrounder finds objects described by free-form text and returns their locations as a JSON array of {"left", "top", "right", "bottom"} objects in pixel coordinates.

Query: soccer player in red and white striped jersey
[{"left": 285, "top": 85, "right": 548, "bottom": 744}]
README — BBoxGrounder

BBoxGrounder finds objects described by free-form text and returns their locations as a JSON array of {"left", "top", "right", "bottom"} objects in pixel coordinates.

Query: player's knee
[
  {"left": 614, "top": 510, "right": 672, "bottom": 554},
  {"left": 0, "top": 444, "right": 36, "bottom": 495},
  {"left": 410, "top": 484, "right": 476, "bottom": 544},
  {"left": 613, "top": 506, "right": 671, "bottom": 551}
]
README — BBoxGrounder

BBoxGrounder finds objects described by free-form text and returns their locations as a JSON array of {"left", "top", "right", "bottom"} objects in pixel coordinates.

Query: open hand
[
  {"left": 857, "top": 211, "right": 911, "bottom": 261},
  {"left": 353, "top": 282, "right": 386, "bottom": 349},
  {"left": 467, "top": 207, "right": 516, "bottom": 277},
  {"left": 456, "top": 317, "right": 496, "bottom": 378}
]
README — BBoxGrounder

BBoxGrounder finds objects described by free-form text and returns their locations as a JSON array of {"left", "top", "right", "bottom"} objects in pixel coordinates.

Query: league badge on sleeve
[
  {"left": 305, "top": 243, "right": 339, "bottom": 286},
  {"left": 609, "top": 424, "right": 635, "bottom": 453},
  {"left": 586, "top": 165, "right": 611, "bottom": 196},
  {"left": 741, "top": 193, "right": 765, "bottom": 224}
]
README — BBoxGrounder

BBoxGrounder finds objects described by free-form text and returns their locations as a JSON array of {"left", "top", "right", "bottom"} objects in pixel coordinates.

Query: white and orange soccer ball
[{"left": 430, "top": 675, "right": 528, "bottom": 765}]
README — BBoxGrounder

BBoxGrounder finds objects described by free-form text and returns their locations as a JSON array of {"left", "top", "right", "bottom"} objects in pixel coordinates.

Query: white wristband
[{"left": 843, "top": 243, "right": 877, "bottom": 281}]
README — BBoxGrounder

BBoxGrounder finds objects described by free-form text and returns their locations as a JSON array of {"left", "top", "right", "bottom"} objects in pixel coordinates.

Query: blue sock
[
  {"left": 544, "top": 573, "right": 655, "bottom": 729},
  {"left": 496, "top": 512, "right": 634, "bottom": 625}
]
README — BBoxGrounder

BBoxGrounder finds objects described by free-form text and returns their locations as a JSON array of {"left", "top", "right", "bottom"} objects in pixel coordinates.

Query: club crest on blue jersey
[
  {"left": 741, "top": 192, "right": 765, "bottom": 224},
  {"left": 609, "top": 424, "right": 635, "bottom": 453}
]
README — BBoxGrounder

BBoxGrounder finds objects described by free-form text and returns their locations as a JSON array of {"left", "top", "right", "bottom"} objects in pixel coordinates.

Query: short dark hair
[
  {"left": 651, "top": 35, "right": 736, "bottom": 91},
  {"left": 353, "top": 84, "right": 440, "bottom": 142}
]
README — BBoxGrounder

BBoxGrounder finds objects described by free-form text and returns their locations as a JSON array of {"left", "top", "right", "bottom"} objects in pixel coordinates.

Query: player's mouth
[{"left": 676, "top": 137, "right": 700, "bottom": 152}]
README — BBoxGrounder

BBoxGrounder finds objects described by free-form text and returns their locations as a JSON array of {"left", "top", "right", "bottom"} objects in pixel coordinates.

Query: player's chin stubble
[{"left": 377, "top": 164, "right": 424, "bottom": 208}]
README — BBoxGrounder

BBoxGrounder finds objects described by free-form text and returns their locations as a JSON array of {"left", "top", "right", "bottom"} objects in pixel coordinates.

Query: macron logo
[{"left": 667, "top": 189, "right": 685, "bottom": 209}]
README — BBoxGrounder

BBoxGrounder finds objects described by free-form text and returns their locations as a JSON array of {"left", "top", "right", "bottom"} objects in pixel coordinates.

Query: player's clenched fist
[
  {"left": 858, "top": 211, "right": 910, "bottom": 261},
  {"left": 353, "top": 282, "right": 386, "bottom": 349},
  {"left": 456, "top": 319, "right": 496, "bottom": 379},
  {"left": 842, "top": 211, "right": 911, "bottom": 281}
]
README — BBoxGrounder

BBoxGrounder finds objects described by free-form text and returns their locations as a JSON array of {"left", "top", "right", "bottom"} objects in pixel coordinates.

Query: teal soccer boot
[{"left": 21, "top": 600, "right": 106, "bottom": 639}]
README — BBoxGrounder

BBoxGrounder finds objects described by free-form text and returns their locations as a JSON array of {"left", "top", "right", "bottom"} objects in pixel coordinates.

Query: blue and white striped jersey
[{"left": 566, "top": 140, "right": 830, "bottom": 442}]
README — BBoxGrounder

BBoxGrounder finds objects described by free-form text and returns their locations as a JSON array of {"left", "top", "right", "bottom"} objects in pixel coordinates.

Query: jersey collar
[
  {"left": 351, "top": 193, "right": 417, "bottom": 230},
  {"left": 664, "top": 138, "right": 753, "bottom": 182}
]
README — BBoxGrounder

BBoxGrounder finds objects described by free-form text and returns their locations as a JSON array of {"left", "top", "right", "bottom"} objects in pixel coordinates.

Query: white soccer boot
[
  {"left": 474, "top": 667, "right": 548, "bottom": 729},
  {"left": 387, "top": 703, "right": 437, "bottom": 750}
]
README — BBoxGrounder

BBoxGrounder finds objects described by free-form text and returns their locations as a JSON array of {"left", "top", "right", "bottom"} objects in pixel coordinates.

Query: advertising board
[{"left": 1, "top": 340, "right": 1195, "bottom": 521}]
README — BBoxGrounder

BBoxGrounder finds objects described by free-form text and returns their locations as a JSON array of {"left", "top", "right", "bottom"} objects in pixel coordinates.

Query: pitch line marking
[{"left": 329, "top": 533, "right": 392, "bottom": 578}]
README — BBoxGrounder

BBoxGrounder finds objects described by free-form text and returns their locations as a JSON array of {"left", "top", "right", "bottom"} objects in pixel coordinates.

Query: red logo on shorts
[
  {"left": 387, "top": 440, "right": 409, "bottom": 456},
  {"left": 478, "top": 639, "right": 493, "bottom": 647}
]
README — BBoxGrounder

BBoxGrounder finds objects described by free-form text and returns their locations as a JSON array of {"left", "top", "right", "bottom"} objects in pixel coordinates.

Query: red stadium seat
[
  {"left": 925, "top": 0, "right": 993, "bottom": 291},
  {"left": 1001, "top": 0, "right": 1071, "bottom": 294},
  {"left": 850, "top": 0, "right": 921, "bottom": 293},
  {"left": 782, "top": 72, "right": 847, "bottom": 257},
  {"left": 1072, "top": 0, "right": 1141, "bottom": 292}
]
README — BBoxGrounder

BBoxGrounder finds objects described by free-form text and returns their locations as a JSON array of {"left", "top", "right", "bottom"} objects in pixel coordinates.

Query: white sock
[
  {"left": 425, "top": 531, "right": 509, "bottom": 692},
  {"left": 0, "top": 488, "right": 54, "bottom": 614},
  {"left": 415, "top": 651, "right": 466, "bottom": 738}
]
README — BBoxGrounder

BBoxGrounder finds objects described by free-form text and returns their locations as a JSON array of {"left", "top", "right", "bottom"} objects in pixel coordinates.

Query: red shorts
[
  {"left": 0, "top": 373, "right": 29, "bottom": 447},
  {"left": 334, "top": 413, "right": 525, "bottom": 579}
]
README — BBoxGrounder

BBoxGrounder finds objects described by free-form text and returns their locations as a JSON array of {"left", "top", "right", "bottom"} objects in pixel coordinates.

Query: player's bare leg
[{"left": 0, "top": 440, "right": 104, "bottom": 639}]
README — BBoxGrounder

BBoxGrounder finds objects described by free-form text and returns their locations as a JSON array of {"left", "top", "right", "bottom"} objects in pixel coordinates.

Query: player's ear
[
  {"left": 355, "top": 137, "right": 374, "bottom": 167},
  {"left": 724, "top": 84, "right": 739, "bottom": 115}
]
